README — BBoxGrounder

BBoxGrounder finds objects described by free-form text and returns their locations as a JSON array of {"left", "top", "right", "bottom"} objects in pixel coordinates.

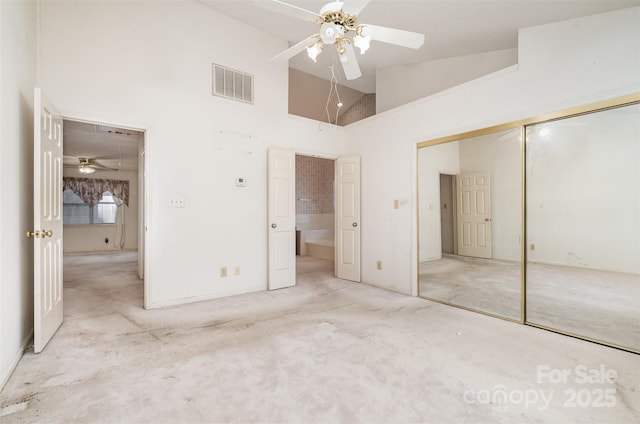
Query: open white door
[
  {"left": 335, "top": 156, "right": 360, "bottom": 282},
  {"left": 32, "top": 88, "right": 64, "bottom": 353},
  {"left": 456, "top": 172, "right": 492, "bottom": 259},
  {"left": 267, "top": 148, "right": 296, "bottom": 290}
]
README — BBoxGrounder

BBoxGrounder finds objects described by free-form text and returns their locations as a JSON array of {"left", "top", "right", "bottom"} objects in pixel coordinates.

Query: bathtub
[{"left": 300, "top": 229, "right": 334, "bottom": 261}]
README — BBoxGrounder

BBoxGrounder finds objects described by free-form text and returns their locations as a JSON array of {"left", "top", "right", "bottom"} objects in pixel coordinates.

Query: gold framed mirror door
[
  {"left": 417, "top": 94, "right": 640, "bottom": 353},
  {"left": 525, "top": 101, "right": 640, "bottom": 352},
  {"left": 417, "top": 127, "right": 523, "bottom": 322}
]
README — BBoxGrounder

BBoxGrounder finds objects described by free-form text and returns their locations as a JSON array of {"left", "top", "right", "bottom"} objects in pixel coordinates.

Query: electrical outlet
[
  {"left": 234, "top": 266, "right": 240, "bottom": 276},
  {"left": 530, "top": 244, "right": 536, "bottom": 251},
  {"left": 169, "top": 197, "right": 185, "bottom": 208},
  {"left": 220, "top": 267, "right": 227, "bottom": 277},
  {"left": 376, "top": 261, "right": 382, "bottom": 270}
]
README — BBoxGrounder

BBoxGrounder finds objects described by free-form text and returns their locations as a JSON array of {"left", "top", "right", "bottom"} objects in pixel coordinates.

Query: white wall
[
  {"left": 418, "top": 128, "right": 521, "bottom": 263},
  {"left": 0, "top": 0, "right": 36, "bottom": 390},
  {"left": 62, "top": 168, "right": 138, "bottom": 253},
  {"left": 527, "top": 105, "right": 640, "bottom": 274},
  {"left": 376, "top": 48, "right": 518, "bottom": 114},
  {"left": 418, "top": 142, "right": 459, "bottom": 261},
  {"left": 39, "top": 0, "right": 345, "bottom": 307},
  {"left": 346, "top": 7, "right": 640, "bottom": 295}
]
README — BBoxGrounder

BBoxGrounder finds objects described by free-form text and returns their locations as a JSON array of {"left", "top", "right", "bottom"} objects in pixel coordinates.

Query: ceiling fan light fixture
[
  {"left": 353, "top": 34, "right": 371, "bottom": 54},
  {"left": 320, "top": 22, "right": 338, "bottom": 44},
  {"left": 79, "top": 164, "right": 96, "bottom": 174},
  {"left": 306, "top": 42, "right": 323, "bottom": 62}
]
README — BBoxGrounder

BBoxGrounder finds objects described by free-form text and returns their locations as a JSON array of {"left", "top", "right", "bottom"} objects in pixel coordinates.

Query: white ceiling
[
  {"left": 63, "top": 120, "right": 143, "bottom": 172},
  {"left": 202, "top": 0, "right": 639, "bottom": 92}
]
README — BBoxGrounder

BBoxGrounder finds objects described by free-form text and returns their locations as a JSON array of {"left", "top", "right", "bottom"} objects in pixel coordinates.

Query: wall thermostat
[{"left": 235, "top": 177, "right": 246, "bottom": 187}]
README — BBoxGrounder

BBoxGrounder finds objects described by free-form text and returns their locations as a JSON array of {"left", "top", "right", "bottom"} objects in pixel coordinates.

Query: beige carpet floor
[
  {"left": 1, "top": 252, "right": 639, "bottom": 423},
  {"left": 419, "top": 255, "right": 640, "bottom": 351}
]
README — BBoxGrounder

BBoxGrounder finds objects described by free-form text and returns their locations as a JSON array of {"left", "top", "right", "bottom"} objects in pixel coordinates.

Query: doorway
[
  {"left": 267, "top": 149, "right": 361, "bottom": 289},
  {"left": 439, "top": 174, "right": 455, "bottom": 255},
  {"left": 61, "top": 118, "right": 147, "bottom": 305},
  {"left": 295, "top": 154, "right": 335, "bottom": 278}
]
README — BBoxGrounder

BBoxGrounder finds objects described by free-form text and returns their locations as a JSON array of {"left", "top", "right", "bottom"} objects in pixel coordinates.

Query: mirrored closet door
[
  {"left": 525, "top": 103, "right": 640, "bottom": 352},
  {"left": 417, "top": 97, "right": 639, "bottom": 353},
  {"left": 418, "top": 128, "right": 523, "bottom": 321}
]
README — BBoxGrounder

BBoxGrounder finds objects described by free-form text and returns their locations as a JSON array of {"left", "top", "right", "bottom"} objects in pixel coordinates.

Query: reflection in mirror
[
  {"left": 526, "top": 103, "right": 640, "bottom": 352},
  {"left": 418, "top": 128, "right": 522, "bottom": 320}
]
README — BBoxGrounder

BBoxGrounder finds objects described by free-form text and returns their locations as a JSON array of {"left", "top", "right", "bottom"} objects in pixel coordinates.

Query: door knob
[
  {"left": 484, "top": 218, "right": 491, "bottom": 222},
  {"left": 271, "top": 223, "right": 277, "bottom": 228},
  {"left": 26, "top": 229, "right": 53, "bottom": 238},
  {"left": 352, "top": 222, "right": 358, "bottom": 227}
]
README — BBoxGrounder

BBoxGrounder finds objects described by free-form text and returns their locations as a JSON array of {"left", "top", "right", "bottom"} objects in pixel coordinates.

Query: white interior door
[
  {"left": 267, "top": 148, "right": 296, "bottom": 290},
  {"left": 32, "top": 88, "right": 64, "bottom": 353},
  {"left": 456, "top": 172, "right": 492, "bottom": 259},
  {"left": 335, "top": 156, "right": 360, "bottom": 282}
]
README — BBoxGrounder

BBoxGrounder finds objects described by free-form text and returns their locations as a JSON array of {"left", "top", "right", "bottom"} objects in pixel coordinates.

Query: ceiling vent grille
[{"left": 212, "top": 64, "right": 253, "bottom": 104}]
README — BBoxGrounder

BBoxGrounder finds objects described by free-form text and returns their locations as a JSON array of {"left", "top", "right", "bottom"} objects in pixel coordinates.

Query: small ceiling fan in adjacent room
[
  {"left": 64, "top": 157, "right": 119, "bottom": 174},
  {"left": 258, "top": 0, "right": 425, "bottom": 80}
]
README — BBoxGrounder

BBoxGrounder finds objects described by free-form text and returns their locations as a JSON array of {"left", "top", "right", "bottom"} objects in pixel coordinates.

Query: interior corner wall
[
  {"left": 62, "top": 168, "right": 138, "bottom": 253},
  {"left": 0, "top": 0, "right": 36, "bottom": 390},
  {"left": 289, "top": 67, "right": 365, "bottom": 124},
  {"left": 346, "top": 7, "right": 640, "bottom": 295},
  {"left": 376, "top": 48, "right": 518, "bottom": 114},
  {"left": 38, "top": 0, "right": 346, "bottom": 307}
]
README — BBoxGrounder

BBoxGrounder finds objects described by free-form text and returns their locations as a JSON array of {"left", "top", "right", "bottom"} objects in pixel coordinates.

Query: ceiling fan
[
  {"left": 64, "top": 157, "right": 119, "bottom": 174},
  {"left": 258, "top": 0, "right": 425, "bottom": 80}
]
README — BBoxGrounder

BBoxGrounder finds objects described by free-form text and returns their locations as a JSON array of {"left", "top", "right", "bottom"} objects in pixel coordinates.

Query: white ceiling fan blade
[
  {"left": 271, "top": 35, "right": 319, "bottom": 62},
  {"left": 92, "top": 162, "right": 119, "bottom": 171},
  {"left": 360, "top": 24, "right": 425, "bottom": 49},
  {"left": 254, "top": 0, "right": 321, "bottom": 22},
  {"left": 342, "top": 0, "right": 370, "bottom": 16},
  {"left": 340, "top": 43, "right": 362, "bottom": 80}
]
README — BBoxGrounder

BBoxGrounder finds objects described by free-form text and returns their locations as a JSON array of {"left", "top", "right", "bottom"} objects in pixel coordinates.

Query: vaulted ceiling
[{"left": 202, "top": 0, "right": 639, "bottom": 92}]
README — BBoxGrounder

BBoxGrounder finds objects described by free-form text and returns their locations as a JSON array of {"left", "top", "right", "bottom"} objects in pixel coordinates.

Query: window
[{"left": 63, "top": 189, "right": 118, "bottom": 225}]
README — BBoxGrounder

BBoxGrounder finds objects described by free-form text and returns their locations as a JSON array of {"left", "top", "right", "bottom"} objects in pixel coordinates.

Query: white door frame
[
  {"left": 61, "top": 113, "right": 151, "bottom": 308},
  {"left": 270, "top": 148, "right": 346, "bottom": 281},
  {"left": 438, "top": 173, "right": 458, "bottom": 256}
]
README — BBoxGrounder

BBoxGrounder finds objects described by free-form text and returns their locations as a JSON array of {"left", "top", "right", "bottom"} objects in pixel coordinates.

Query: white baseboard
[
  {"left": 147, "top": 284, "right": 266, "bottom": 309},
  {"left": 0, "top": 329, "right": 33, "bottom": 392}
]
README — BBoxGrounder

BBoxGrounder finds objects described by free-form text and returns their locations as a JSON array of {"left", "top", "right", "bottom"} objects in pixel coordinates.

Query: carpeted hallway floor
[{"left": 0, "top": 252, "right": 638, "bottom": 423}]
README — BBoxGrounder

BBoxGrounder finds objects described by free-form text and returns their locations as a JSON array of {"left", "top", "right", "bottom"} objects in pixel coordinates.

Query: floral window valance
[{"left": 63, "top": 177, "right": 130, "bottom": 207}]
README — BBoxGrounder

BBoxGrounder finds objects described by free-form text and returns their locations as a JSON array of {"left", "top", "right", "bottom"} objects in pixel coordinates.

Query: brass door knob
[{"left": 26, "top": 230, "right": 52, "bottom": 238}]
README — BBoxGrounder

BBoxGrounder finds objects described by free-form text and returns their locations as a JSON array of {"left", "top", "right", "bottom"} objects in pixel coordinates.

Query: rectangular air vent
[{"left": 212, "top": 64, "right": 253, "bottom": 104}]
